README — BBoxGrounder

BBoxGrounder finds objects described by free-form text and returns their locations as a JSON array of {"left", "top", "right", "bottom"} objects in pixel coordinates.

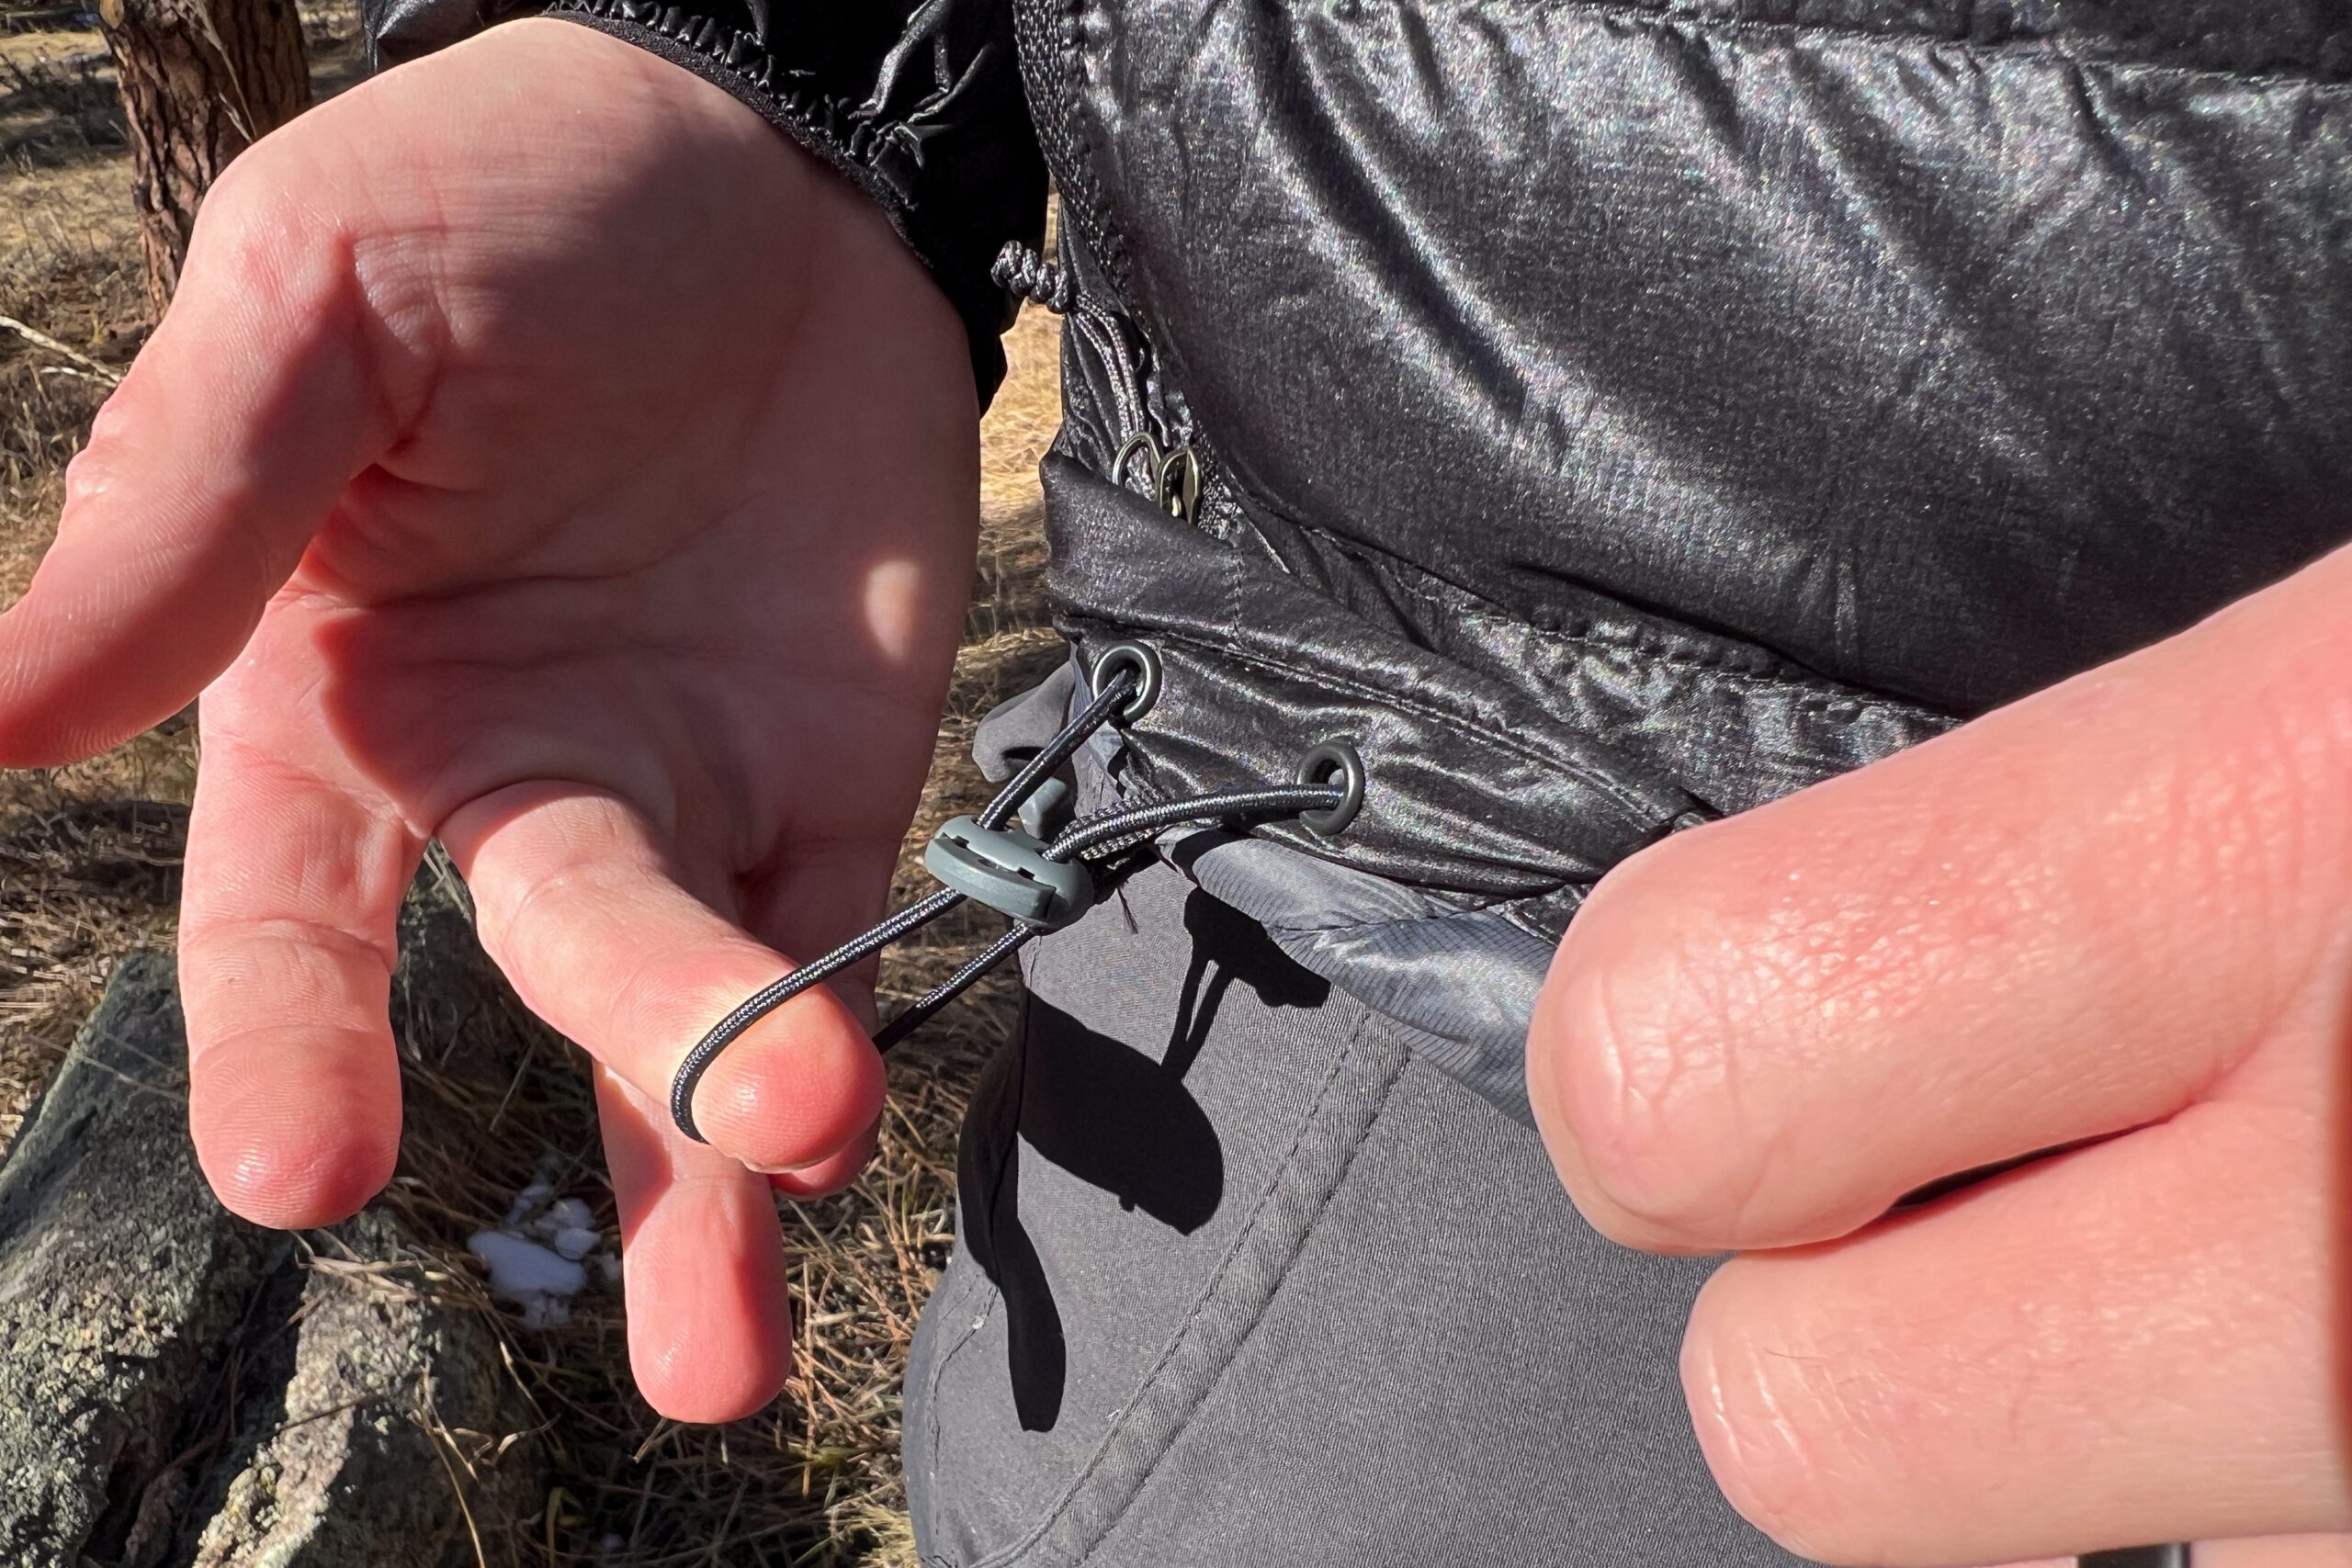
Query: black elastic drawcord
[
  {"left": 976, "top": 671, "right": 1133, "bottom": 834},
  {"left": 666, "top": 885, "right": 964, "bottom": 1138},
  {"left": 871, "top": 923, "right": 1034, "bottom": 1053},
  {"left": 868, "top": 780, "right": 1342, "bottom": 1055},
  {"left": 667, "top": 659, "right": 1354, "bottom": 1143},
  {"left": 668, "top": 667, "right": 1143, "bottom": 1138}
]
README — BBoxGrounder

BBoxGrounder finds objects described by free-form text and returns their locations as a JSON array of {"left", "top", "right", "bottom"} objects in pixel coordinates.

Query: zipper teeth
[
  {"left": 1002, "top": 0, "right": 1205, "bottom": 500},
  {"left": 1069, "top": 289, "right": 1205, "bottom": 523},
  {"left": 1070, "top": 308, "right": 1149, "bottom": 446},
  {"left": 1011, "top": 0, "right": 1128, "bottom": 295},
  {"left": 992, "top": 239, "right": 1173, "bottom": 474}
]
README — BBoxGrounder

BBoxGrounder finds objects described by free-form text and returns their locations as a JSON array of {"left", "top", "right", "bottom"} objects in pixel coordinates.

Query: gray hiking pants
[{"left": 902, "top": 860, "right": 1797, "bottom": 1567}]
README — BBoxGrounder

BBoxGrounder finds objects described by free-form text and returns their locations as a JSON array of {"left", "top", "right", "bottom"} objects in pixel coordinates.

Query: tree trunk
[{"left": 96, "top": 0, "right": 311, "bottom": 316}]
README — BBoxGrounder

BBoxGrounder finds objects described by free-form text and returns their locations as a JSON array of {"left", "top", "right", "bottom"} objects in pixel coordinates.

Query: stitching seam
[
  {"left": 1382, "top": 557, "right": 1951, "bottom": 720},
  {"left": 919, "top": 1265, "right": 1001, "bottom": 1540},
  {"left": 1081, "top": 617, "right": 1684, "bottom": 832},
  {"left": 968, "top": 1007, "right": 1396, "bottom": 1567},
  {"left": 1273, "top": 520, "right": 1951, "bottom": 716},
  {"left": 1512, "top": 0, "right": 2352, "bottom": 89},
  {"left": 1064, "top": 1013, "right": 1408, "bottom": 1565}
]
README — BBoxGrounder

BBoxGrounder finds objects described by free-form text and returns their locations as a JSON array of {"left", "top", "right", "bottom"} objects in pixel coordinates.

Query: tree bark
[{"left": 96, "top": 0, "right": 311, "bottom": 315}]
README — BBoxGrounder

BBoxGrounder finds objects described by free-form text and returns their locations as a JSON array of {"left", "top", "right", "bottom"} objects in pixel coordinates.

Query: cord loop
[{"left": 668, "top": 646, "right": 1363, "bottom": 1143}]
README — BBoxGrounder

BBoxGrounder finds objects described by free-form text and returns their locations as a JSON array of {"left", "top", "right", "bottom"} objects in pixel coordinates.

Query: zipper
[{"left": 992, "top": 240, "right": 1201, "bottom": 525}]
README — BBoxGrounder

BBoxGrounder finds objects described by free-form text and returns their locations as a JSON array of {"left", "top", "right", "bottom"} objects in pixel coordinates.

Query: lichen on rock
[
  {"left": 0, "top": 867, "right": 546, "bottom": 1568},
  {"left": 0, "top": 952, "right": 280, "bottom": 1568}
]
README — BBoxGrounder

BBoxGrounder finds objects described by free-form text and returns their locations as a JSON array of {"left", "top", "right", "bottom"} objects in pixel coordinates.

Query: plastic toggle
[{"left": 923, "top": 817, "right": 1096, "bottom": 930}]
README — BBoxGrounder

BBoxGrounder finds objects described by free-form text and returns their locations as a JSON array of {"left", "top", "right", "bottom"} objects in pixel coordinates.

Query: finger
[
  {"left": 179, "top": 718, "right": 418, "bottom": 1228},
  {"left": 1530, "top": 541, "right": 2352, "bottom": 1251},
  {"left": 766, "top": 1111, "right": 882, "bottom": 1200},
  {"left": 445, "top": 783, "right": 888, "bottom": 1175},
  {"left": 1679, "top": 1043, "right": 2347, "bottom": 1564},
  {"left": 2197, "top": 1537, "right": 2352, "bottom": 1567},
  {"left": 595, "top": 1063, "right": 793, "bottom": 1422},
  {"left": 0, "top": 147, "right": 400, "bottom": 765}
]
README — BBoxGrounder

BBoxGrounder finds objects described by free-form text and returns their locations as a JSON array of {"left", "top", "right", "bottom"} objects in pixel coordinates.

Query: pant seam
[
  {"left": 1069, "top": 1021, "right": 1411, "bottom": 1566},
  {"left": 918, "top": 1247, "right": 1001, "bottom": 1552},
  {"left": 970, "top": 1002, "right": 1409, "bottom": 1568}
]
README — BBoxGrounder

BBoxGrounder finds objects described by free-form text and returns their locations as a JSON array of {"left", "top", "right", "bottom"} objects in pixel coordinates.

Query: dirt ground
[{"left": 0, "top": 7, "right": 1064, "bottom": 1561}]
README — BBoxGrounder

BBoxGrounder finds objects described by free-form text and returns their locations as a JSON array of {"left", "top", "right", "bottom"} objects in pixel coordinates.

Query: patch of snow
[
  {"left": 470, "top": 1165, "right": 621, "bottom": 1329},
  {"left": 551, "top": 1226, "right": 602, "bottom": 1261},
  {"left": 545, "top": 1196, "right": 595, "bottom": 1232},
  {"left": 501, "top": 1179, "right": 553, "bottom": 1227},
  {"left": 468, "top": 1231, "right": 586, "bottom": 1327}
]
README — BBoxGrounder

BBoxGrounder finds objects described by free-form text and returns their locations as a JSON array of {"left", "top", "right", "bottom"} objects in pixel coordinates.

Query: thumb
[{"left": 0, "top": 154, "right": 399, "bottom": 765}]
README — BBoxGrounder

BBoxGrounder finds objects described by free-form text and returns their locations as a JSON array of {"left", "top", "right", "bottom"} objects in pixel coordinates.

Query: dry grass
[
  {"left": 0, "top": 0, "right": 360, "bottom": 1144},
  {"left": 0, "top": 10, "right": 1068, "bottom": 1559},
  {"left": 0, "top": 29, "right": 190, "bottom": 1121}
]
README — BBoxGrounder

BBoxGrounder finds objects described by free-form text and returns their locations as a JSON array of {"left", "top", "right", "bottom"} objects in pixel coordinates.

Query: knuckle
[
  {"left": 187, "top": 149, "right": 356, "bottom": 320},
  {"left": 192, "top": 153, "right": 300, "bottom": 268}
]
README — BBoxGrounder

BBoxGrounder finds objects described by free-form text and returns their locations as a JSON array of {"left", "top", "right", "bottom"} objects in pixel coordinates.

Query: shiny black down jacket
[{"left": 366, "top": 0, "right": 2352, "bottom": 1113}]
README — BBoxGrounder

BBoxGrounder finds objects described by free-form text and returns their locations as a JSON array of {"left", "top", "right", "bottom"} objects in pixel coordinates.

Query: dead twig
[{"left": 0, "top": 312, "right": 122, "bottom": 386}]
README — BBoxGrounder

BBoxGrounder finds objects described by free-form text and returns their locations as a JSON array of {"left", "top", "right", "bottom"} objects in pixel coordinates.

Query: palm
[{"left": 0, "top": 20, "right": 978, "bottom": 1420}]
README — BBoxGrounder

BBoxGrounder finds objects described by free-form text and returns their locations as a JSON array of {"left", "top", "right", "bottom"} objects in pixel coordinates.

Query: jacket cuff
[{"left": 362, "top": 0, "right": 1046, "bottom": 405}]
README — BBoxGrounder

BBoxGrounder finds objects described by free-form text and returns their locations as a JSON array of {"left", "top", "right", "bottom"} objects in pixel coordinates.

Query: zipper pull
[
  {"left": 996, "top": 242, "right": 1198, "bottom": 525},
  {"left": 1113, "top": 431, "right": 1201, "bottom": 525}
]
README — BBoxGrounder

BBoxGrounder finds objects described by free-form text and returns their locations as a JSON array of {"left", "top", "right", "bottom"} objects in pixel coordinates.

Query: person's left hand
[
  {"left": 1529, "top": 541, "right": 2352, "bottom": 1563},
  {"left": 0, "top": 22, "right": 978, "bottom": 1423}
]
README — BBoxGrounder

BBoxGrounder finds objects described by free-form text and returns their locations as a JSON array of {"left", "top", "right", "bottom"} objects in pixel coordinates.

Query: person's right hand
[{"left": 0, "top": 18, "right": 981, "bottom": 1421}]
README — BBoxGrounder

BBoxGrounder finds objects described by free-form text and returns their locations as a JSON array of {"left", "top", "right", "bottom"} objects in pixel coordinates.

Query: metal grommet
[
  {"left": 1091, "top": 641, "right": 1162, "bottom": 725},
  {"left": 1295, "top": 739, "right": 1365, "bottom": 839}
]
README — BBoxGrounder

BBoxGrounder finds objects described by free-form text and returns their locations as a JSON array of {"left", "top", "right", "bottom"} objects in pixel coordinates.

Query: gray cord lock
[
  {"left": 1015, "top": 775, "right": 1073, "bottom": 840},
  {"left": 923, "top": 817, "right": 1096, "bottom": 930}
]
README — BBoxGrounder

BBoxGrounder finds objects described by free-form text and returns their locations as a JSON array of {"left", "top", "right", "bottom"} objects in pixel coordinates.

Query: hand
[
  {"left": 1528, "top": 544, "right": 2352, "bottom": 1562},
  {"left": 0, "top": 20, "right": 978, "bottom": 1421}
]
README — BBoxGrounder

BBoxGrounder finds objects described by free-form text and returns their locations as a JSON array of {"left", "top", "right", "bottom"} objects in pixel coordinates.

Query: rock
[
  {"left": 185, "top": 1211, "right": 539, "bottom": 1568},
  {"left": 0, "top": 952, "right": 280, "bottom": 1568},
  {"left": 0, "top": 863, "right": 548, "bottom": 1568}
]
